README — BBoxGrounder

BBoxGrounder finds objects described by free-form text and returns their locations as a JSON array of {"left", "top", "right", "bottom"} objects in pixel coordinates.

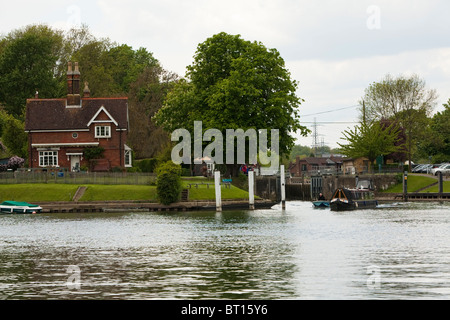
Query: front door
[{"left": 71, "top": 155, "right": 81, "bottom": 172}]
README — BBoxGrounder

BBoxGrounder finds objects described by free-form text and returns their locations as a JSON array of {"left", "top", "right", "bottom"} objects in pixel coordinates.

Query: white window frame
[
  {"left": 124, "top": 145, "right": 132, "bottom": 167},
  {"left": 95, "top": 125, "right": 111, "bottom": 138},
  {"left": 39, "top": 151, "right": 58, "bottom": 167}
]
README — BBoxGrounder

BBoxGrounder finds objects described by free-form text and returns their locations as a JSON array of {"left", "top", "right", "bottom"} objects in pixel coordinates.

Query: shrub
[
  {"left": 156, "top": 161, "right": 182, "bottom": 205},
  {"left": 83, "top": 147, "right": 105, "bottom": 160},
  {"left": 135, "top": 158, "right": 158, "bottom": 172},
  {"left": 7, "top": 156, "right": 24, "bottom": 171},
  {"left": 181, "top": 167, "right": 191, "bottom": 176}
]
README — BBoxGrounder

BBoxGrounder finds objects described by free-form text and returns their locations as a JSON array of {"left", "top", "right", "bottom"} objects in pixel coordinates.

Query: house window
[
  {"left": 39, "top": 151, "right": 58, "bottom": 167},
  {"left": 125, "top": 149, "right": 132, "bottom": 167},
  {"left": 95, "top": 126, "right": 111, "bottom": 138}
]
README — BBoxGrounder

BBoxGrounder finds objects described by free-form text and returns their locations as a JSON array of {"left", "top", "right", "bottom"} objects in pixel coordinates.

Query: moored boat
[
  {"left": 312, "top": 201, "right": 330, "bottom": 208},
  {"left": 330, "top": 188, "right": 378, "bottom": 211},
  {"left": 0, "top": 201, "right": 43, "bottom": 214}
]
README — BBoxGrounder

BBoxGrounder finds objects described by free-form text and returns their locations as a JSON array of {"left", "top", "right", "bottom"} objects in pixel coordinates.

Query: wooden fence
[{"left": 0, "top": 171, "right": 156, "bottom": 185}]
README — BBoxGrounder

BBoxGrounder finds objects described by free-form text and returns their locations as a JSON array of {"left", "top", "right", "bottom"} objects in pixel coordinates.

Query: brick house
[
  {"left": 289, "top": 156, "right": 343, "bottom": 176},
  {"left": 25, "top": 62, "right": 132, "bottom": 172}
]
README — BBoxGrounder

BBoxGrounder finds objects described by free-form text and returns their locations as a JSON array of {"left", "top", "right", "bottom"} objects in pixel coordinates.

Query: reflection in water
[{"left": 0, "top": 201, "right": 449, "bottom": 299}]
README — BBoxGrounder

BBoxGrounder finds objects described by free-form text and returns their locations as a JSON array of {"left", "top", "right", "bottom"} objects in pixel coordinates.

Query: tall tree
[
  {"left": 419, "top": 100, "right": 450, "bottom": 163},
  {"left": 338, "top": 120, "right": 405, "bottom": 173},
  {"left": 128, "top": 66, "right": 179, "bottom": 158},
  {"left": 360, "top": 74, "right": 438, "bottom": 170},
  {"left": 2, "top": 115, "right": 28, "bottom": 158},
  {"left": 155, "top": 32, "right": 309, "bottom": 173},
  {"left": 0, "top": 24, "right": 66, "bottom": 118}
]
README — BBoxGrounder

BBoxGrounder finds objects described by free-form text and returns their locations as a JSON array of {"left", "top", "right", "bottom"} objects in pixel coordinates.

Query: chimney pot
[
  {"left": 74, "top": 62, "right": 80, "bottom": 75},
  {"left": 83, "top": 81, "right": 91, "bottom": 98}
]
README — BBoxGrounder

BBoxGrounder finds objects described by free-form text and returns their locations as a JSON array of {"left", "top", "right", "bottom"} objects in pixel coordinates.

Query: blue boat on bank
[{"left": 0, "top": 201, "right": 43, "bottom": 214}]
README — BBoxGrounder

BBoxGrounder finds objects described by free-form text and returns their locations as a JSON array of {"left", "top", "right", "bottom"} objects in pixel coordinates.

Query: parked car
[
  {"left": 431, "top": 163, "right": 450, "bottom": 176},
  {"left": 412, "top": 164, "right": 425, "bottom": 173},
  {"left": 420, "top": 164, "right": 433, "bottom": 173},
  {"left": 412, "top": 164, "right": 433, "bottom": 173}
]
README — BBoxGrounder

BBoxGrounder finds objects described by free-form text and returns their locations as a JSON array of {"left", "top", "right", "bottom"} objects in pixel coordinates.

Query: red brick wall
[{"left": 28, "top": 124, "right": 128, "bottom": 170}]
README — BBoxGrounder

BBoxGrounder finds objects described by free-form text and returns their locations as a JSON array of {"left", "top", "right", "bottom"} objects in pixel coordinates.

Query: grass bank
[
  {"left": 79, "top": 185, "right": 157, "bottom": 202},
  {"left": 383, "top": 175, "right": 449, "bottom": 193},
  {"left": 181, "top": 177, "right": 254, "bottom": 201},
  {"left": 0, "top": 178, "right": 253, "bottom": 203},
  {"left": 0, "top": 184, "right": 79, "bottom": 202}
]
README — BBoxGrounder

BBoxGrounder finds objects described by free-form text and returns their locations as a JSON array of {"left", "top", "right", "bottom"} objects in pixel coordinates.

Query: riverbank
[
  {"left": 37, "top": 199, "right": 277, "bottom": 213},
  {"left": 0, "top": 180, "right": 270, "bottom": 213}
]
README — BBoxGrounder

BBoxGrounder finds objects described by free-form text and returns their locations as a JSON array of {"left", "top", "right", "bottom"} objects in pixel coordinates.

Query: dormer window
[{"left": 95, "top": 126, "right": 111, "bottom": 138}]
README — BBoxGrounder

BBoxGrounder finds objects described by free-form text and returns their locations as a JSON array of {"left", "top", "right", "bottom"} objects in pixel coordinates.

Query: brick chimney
[{"left": 67, "top": 61, "right": 81, "bottom": 106}]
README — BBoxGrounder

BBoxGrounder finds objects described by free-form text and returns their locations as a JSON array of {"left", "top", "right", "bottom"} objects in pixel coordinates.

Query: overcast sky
[{"left": 1, "top": 0, "right": 449, "bottom": 148}]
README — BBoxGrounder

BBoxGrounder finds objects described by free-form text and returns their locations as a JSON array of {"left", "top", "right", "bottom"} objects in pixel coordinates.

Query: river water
[{"left": 0, "top": 201, "right": 449, "bottom": 300}]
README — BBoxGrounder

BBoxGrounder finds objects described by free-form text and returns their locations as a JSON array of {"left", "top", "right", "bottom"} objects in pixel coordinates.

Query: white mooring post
[
  {"left": 281, "top": 165, "right": 286, "bottom": 210},
  {"left": 249, "top": 170, "right": 255, "bottom": 210},
  {"left": 215, "top": 171, "right": 222, "bottom": 212}
]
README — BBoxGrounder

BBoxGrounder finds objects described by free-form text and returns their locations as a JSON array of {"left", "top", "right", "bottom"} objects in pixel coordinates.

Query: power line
[
  {"left": 302, "top": 121, "right": 359, "bottom": 124},
  {"left": 301, "top": 105, "right": 360, "bottom": 117}
]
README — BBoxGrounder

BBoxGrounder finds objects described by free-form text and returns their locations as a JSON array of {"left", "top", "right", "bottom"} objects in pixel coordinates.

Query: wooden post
[
  {"left": 249, "top": 170, "right": 255, "bottom": 210},
  {"left": 438, "top": 172, "right": 443, "bottom": 194},
  {"left": 215, "top": 171, "right": 222, "bottom": 212},
  {"left": 403, "top": 171, "right": 408, "bottom": 202},
  {"left": 281, "top": 165, "right": 286, "bottom": 210}
]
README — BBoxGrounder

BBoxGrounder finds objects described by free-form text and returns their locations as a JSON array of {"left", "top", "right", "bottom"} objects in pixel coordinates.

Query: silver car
[{"left": 431, "top": 163, "right": 450, "bottom": 176}]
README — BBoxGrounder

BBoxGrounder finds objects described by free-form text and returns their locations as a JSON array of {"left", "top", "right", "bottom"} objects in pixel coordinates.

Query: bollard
[
  {"left": 438, "top": 172, "right": 443, "bottom": 194},
  {"left": 403, "top": 171, "right": 408, "bottom": 202},
  {"left": 215, "top": 171, "right": 222, "bottom": 212},
  {"left": 281, "top": 165, "right": 286, "bottom": 210},
  {"left": 249, "top": 170, "right": 255, "bottom": 210}
]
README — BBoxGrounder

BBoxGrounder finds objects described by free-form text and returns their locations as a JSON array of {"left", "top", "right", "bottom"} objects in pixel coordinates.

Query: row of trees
[
  {"left": 0, "top": 24, "right": 174, "bottom": 160},
  {"left": 0, "top": 24, "right": 448, "bottom": 174},
  {"left": 0, "top": 26, "right": 308, "bottom": 173}
]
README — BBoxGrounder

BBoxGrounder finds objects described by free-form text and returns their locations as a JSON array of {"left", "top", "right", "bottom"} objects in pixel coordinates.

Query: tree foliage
[
  {"left": 1, "top": 116, "right": 28, "bottom": 158},
  {"left": 338, "top": 120, "right": 405, "bottom": 172},
  {"left": 155, "top": 32, "right": 309, "bottom": 160},
  {"left": 128, "top": 66, "right": 178, "bottom": 159},
  {"left": 419, "top": 101, "right": 450, "bottom": 162},
  {"left": 0, "top": 23, "right": 176, "bottom": 161},
  {"left": 359, "top": 74, "right": 438, "bottom": 168},
  {"left": 0, "top": 25, "right": 66, "bottom": 118}
]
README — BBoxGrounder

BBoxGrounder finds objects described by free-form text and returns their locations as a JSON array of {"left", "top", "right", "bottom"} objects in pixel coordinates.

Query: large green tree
[
  {"left": 0, "top": 24, "right": 66, "bottom": 118},
  {"left": 155, "top": 32, "right": 309, "bottom": 171},
  {"left": 360, "top": 74, "right": 438, "bottom": 170}
]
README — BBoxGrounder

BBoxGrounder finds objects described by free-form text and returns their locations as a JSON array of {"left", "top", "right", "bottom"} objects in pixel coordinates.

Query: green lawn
[
  {"left": 423, "top": 181, "right": 450, "bottom": 193},
  {"left": 0, "top": 184, "right": 79, "bottom": 202},
  {"left": 0, "top": 180, "right": 252, "bottom": 203},
  {"left": 79, "top": 185, "right": 157, "bottom": 202},
  {"left": 383, "top": 175, "right": 443, "bottom": 193},
  {"left": 182, "top": 178, "right": 254, "bottom": 200}
]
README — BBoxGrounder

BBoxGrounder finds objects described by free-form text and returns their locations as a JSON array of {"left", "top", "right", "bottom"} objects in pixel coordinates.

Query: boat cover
[{"left": 1, "top": 201, "right": 40, "bottom": 207}]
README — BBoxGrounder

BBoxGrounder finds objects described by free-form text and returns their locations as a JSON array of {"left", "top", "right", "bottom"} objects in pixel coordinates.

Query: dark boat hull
[{"left": 330, "top": 199, "right": 378, "bottom": 211}]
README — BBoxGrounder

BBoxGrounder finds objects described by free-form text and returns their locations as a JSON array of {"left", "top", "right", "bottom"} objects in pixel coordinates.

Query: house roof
[
  {"left": 297, "top": 156, "right": 344, "bottom": 165},
  {"left": 25, "top": 98, "right": 128, "bottom": 131}
]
